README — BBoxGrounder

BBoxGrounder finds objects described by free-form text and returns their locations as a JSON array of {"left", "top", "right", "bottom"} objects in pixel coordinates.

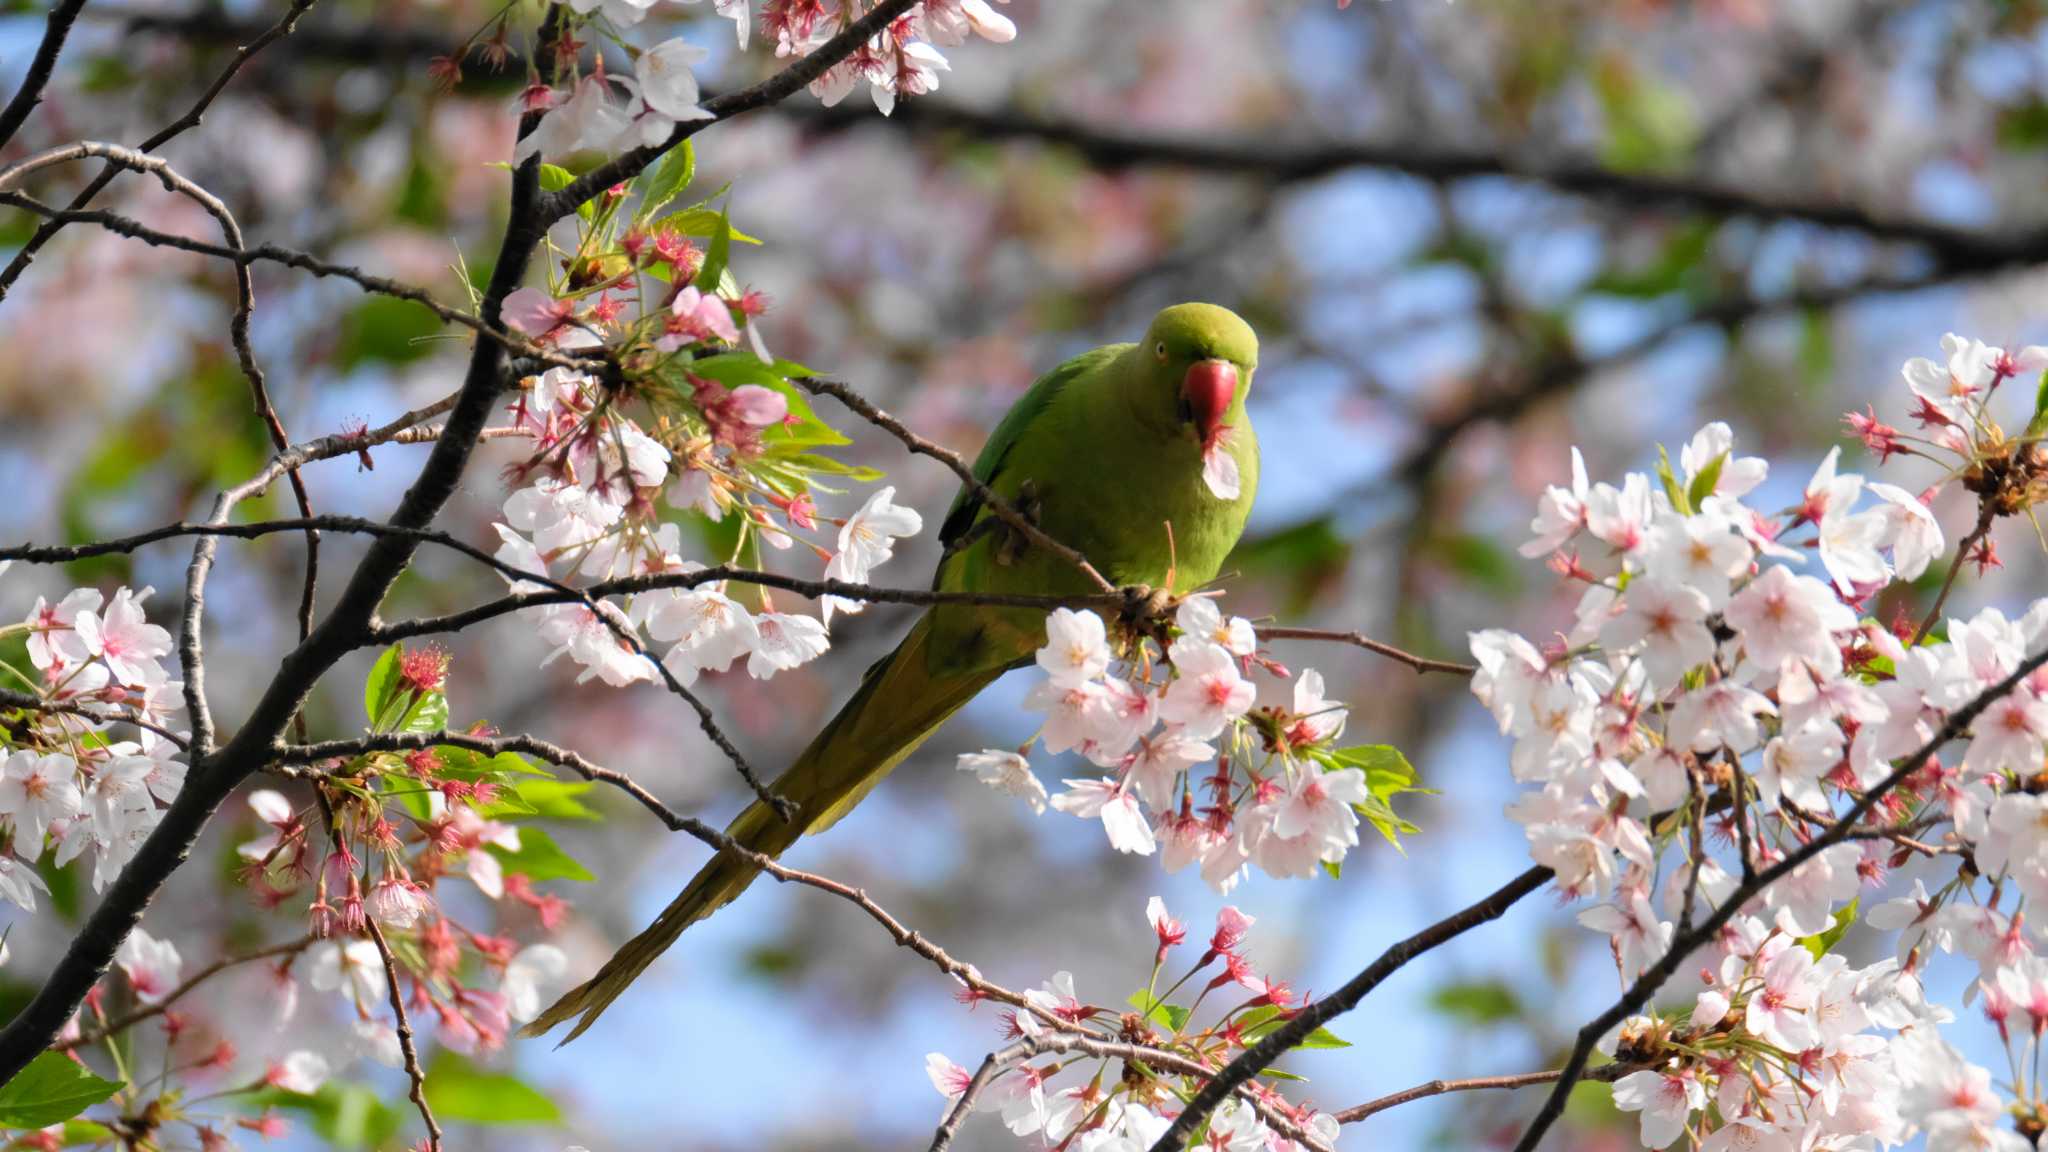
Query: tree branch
[
  {"left": 270, "top": 728, "right": 1323, "bottom": 1149},
  {"left": 1334, "top": 1061, "right": 1639, "bottom": 1125},
  {"left": 0, "top": 190, "right": 590, "bottom": 369},
  {"left": 0, "top": 6, "right": 952, "bottom": 1079},
  {"left": 1145, "top": 864, "right": 1554, "bottom": 1151},
  {"left": 1256, "top": 625, "right": 1476, "bottom": 677},
  {"left": 0, "top": 686, "right": 189, "bottom": 750},
  {"left": 537, "top": 0, "right": 927, "bottom": 221},
  {"left": 57, "top": 935, "right": 314, "bottom": 1051},
  {"left": 799, "top": 377, "right": 1116, "bottom": 594},
  {"left": 0, "top": 0, "right": 321, "bottom": 300},
  {"left": 0, "top": 0, "right": 90, "bottom": 153},
  {"left": 791, "top": 100, "right": 2048, "bottom": 266},
  {"left": 1508, "top": 642, "right": 2048, "bottom": 1152}
]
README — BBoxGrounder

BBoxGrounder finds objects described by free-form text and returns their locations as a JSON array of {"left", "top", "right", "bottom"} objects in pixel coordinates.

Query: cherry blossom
[
  {"left": 1157, "top": 639, "right": 1255, "bottom": 740},
  {"left": 1036, "top": 608, "right": 1110, "bottom": 688},
  {"left": 1049, "top": 779, "right": 1154, "bottom": 855},
  {"left": 114, "top": 927, "right": 183, "bottom": 1004},
  {"left": 955, "top": 749, "right": 1048, "bottom": 813},
  {"left": 0, "top": 750, "right": 81, "bottom": 857}
]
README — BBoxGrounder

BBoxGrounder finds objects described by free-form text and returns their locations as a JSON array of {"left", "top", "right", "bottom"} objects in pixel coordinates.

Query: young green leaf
[
  {"left": 1126, "top": 990, "right": 1191, "bottom": 1032},
  {"left": 487, "top": 827, "right": 595, "bottom": 882},
  {"left": 1800, "top": 897, "right": 1858, "bottom": 959},
  {"left": 692, "top": 206, "right": 732, "bottom": 293},
  {"left": 363, "top": 645, "right": 403, "bottom": 726},
  {"left": 423, "top": 1052, "right": 564, "bottom": 1125},
  {"left": 0, "top": 1052, "right": 122, "bottom": 1129},
  {"left": 1685, "top": 449, "right": 1727, "bottom": 511},
  {"left": 638, "top": 140, "right": 695, "bottom": 217}
]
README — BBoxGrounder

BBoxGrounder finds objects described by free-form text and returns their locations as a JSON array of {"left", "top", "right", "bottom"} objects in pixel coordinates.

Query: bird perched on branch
[{"left": 527, "top": 302, "right": 1261, "bottom": 1041}]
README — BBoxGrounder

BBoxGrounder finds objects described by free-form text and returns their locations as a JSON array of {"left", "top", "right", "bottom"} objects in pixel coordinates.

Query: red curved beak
[{"left": 1182, "top": 359, "right": 1238, "bottom": 445}]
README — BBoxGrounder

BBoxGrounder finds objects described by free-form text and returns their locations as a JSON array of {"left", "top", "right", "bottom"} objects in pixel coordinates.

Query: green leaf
[
  {"left": 60, "top": 1119, "right": 114, "bottom": 1146},
  {"left": 2027, "top": 368, "right": 2048, "bottom": 441},
  {"left": 638, "top": 141, "right": 695, "bottom": 216},
  {"left": 488, "top": 827, "right": 594, "bottom": 882},
  {"left": 1324, "top": 745, "right": 1414, "bottom": 794},
  {"left": 1230, "top": 516, "right": 1352, "bottom": 617},
  {"left": 1255, "top": 1068, "right": 1308, "bottom": 1082},
  {"left": 337, "top": 296, "right": 444, "bottom": 368},
  {"left": 1686, "top": 449, "right": 1726, "bottom": 512},
  {"left": 248, "top": 1082, "right": 404, "bottom": 1150},
  {"left": 0, "top": 1052, "right": 122, "bottom": 1129},
  {"left": 36, "top": 852, "right": 80, "bottom": 923},
  {"left": 423, "top": 1052, "right": 563, "bottom": 1126},
  {"left": 482, "top": 779, "right": 601, "bottom": 823},
  {"left": 1428, "top": 979, "right": 1522, "bottom": 1026},
  {"left": 1293, "top": 1025, "right": 1351, "bottom": 1050},
  {"left": 399, "top": 690, "right": 449, "bottom": 736},
  {"left": 1430, "top": 533, "right": 1521, "bottom": 597},
  {"left": 687, "top": 354, "right": 849, "bottom": 449},
  {"left": 660, "top": 206, "right": 762, "bottom": 245},
  {"left": 433, "top": 746, "right": 549, "bottom": 782},
  {"left": 760, "top": 450, "right": 886, "bottom": 484},
  {"left": 1998, "top": 99, "right": 2048, "bottom": 149},
  {"left": 364, "top": 645, "right": 403, "bottom": 726},
  {"left": 691, "top": 205, "right": 732, "bottom": 293},
  {"left": 537, "top": 163, "right": 575, "bottom": 193},
  {"left": 1594, "top": 60, "right": 1695, "bottom": 172},
  {"left": 1586, "top": 221, "right": 1714, "bottom": 301},
  {"left": 1800, "top": 897, "right": 1858, "bottom": 959},
  {"left": 1127, "top": 990, "right": 1191, "bottom": 1033},
  {"left": 1655, "top": 444, "right": 1689, "bottom": 515}
]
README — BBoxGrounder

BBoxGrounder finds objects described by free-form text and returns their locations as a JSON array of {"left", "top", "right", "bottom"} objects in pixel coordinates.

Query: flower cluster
[
  {"left": 1482, "top": 334, "right": 2048, "bottom": 1149},
  {"left": 1, "top": 580, "right": 184, "bottom": 902},
  {"left": 926, "top": 898, "right": 1341, "bottom": 1151},
  {"left": 958, "top": 598, "right": 1416, "bottom": 893},
  {"left": 477, "top": 149, "right": 926, "bottom": 691},
  {"left": 513, "top": 0, "right": 1018, "bottom": 160},
  {"left": 14, "top": 641, "right": 583, "bottom": 1148}
]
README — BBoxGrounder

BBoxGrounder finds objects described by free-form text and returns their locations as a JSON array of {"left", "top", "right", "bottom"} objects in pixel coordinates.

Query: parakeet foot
[{"left": 994, "top": 479, "right": 1044, "bottom": 567}]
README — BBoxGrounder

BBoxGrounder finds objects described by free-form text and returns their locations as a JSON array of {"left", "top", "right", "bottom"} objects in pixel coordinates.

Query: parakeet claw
[
  {"left": 994, "top": 479, "right": 1044, "bottom": 567},
  {"left": 1118, "top": 583, "right": 1175, "bottom": 631}
]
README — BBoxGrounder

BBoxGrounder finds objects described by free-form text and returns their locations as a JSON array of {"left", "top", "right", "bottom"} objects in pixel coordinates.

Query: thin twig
[
  {"left": 273, "top": 728, "right": 1325, "bottom": 1147},
  {"left": 1508, "top": 642, "right": 2048, "bottom": 1152},
  {"left": 58, "top": 935, "right": 314, "bottom": 1051},
  {"left": 0, "top": 141, "right": 286, "bottom": 756},
  {"left": 0, "top": 10, "right": 934, "bottom": 1079},
  {"left": 536, "top": 0, "right": 927, "bottom": 219},
  {"left": 0, "top": 191, "right": 591, "bottom": 369},
  {"left": 370, "top": 566, "right": 1123, "bottom": 644},
  {"left": 799, "top": 377, "right": 1116, "bottom": 594},
  {"left": 1333, "top": 1061, "right": 1638, "bottom": 1124},
  {"left": 363, "top": 915, "right": 440, "bottom": 1150},
  {"left": 0, "top": 0, "right": 321, "bottom": 300},
  {"left": 0, "top": 0, "right": 90, "bottom": 153},
  {"left": 1257, "top": 625, "right": 1477, "bottom": 676},
  {"left": 1913, "top": 498, "right": 1996, "bottom": 645},
  {"left": 0, "top": 686, "right": 189, "bottom": 749},
  {"left": 928, "top": 1050, "right": 1004, "bottom": 1152},
  {"left": 1144, "top": 865, "right": 1554, "bottom": 1152}
]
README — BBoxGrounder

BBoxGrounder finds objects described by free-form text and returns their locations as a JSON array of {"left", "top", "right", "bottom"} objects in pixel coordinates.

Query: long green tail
[{"left": 524, "top": 612, "right": 1003, "bottom": 1042}]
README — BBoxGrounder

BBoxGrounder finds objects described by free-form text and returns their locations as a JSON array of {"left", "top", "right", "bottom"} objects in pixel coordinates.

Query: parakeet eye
[{"left": 1154, "top": 341, "right": 1168, "bottom": 362}]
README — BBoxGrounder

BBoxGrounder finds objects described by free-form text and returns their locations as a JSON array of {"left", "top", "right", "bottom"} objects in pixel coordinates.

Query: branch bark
[
  {"left": 0, "top": 0, "right": 90, "bottom": 153},
  {"left": 0, "top": 0, "right": 902, "bottom": 1080},
  {"left": 1508, "top": 642, "right": 2048, "bottom": 1151},
  {"left": 1144, "top": 864, "right": 1554, "bottom": 1151}
]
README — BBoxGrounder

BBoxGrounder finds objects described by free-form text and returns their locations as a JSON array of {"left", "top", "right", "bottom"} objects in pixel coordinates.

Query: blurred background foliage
[{"left": 5, "top": 0, "right": 2048, "bottom": 1147}]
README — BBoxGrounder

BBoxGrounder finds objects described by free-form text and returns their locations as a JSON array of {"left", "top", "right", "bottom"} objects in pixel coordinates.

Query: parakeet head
[{"left": 1140, "top": 303, "right": 1258, "bottom": 446}]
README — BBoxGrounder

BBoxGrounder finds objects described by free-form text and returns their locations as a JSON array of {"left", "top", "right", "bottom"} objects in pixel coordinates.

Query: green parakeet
[{"left": 528, "top": 302, "right": 1260, "bottom": 1040}]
